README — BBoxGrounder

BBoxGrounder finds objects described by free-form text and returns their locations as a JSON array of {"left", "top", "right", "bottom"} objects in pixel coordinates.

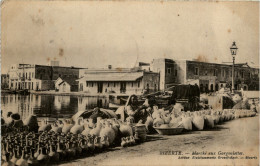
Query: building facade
[
  {"left": 1, "top": 74, "right": 9, "bottom": 89},
  {"left": 55, "top": 77, "right": 79, "bottom": 92},
  {"left": 150, "top": 58, "right": 176, "bottom": 90},
  {"left": 151, "top": 58, "right": 260, "bottom": 92},
  {"left": 77, "top": 67, "right": 159, "bottom": 95},
  {"left": 8, "top": 64, "right": 82, "bottom": 91}
]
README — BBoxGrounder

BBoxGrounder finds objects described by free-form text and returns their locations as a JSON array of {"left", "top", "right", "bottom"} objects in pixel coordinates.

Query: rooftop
[
  {"left": 77, "top": 72, "right": 144, "bottom": 82},
  {"left": 58, "top": 77, "right": 78, "bottom": 85}
]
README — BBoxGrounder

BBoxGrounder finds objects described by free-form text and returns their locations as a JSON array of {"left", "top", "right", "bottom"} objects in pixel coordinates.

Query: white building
[
  {"left": 55, "top": 77, "right": 78, "bottom": 93},
  {"left": 77, "top": 67, "right": 159, "bottom": 95}
]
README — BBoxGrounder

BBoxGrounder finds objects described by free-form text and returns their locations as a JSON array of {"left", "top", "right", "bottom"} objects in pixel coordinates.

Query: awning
[{"left": 77, "top": 72, "right": 143, "bottom": 82}]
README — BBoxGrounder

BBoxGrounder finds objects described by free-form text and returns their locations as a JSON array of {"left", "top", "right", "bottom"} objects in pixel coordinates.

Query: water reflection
[{"left": 1, "top": 94, "right": 109, "bottom": 119}]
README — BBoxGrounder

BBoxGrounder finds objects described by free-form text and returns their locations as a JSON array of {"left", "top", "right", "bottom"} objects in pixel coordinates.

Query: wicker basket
[{"left": 153, "top": 127, "right": 184, "bottom": 135}]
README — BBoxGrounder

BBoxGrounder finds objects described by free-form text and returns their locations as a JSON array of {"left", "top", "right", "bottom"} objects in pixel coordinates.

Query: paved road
[{"left": 59, "top": 115, "right": 259, "bottom": 166}]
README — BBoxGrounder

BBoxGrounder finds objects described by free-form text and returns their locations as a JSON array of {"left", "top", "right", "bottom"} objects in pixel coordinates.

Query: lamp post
[{"left": 230, "top": 41, "right": 238, "bottom": 93}]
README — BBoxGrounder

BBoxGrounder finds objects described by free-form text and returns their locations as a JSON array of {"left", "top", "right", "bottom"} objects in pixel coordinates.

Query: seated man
[
  {"left": 126, "top": 95, "right": 149, "bottom": 123},
  {"left": 116, "top": 95, "right": 154, "bottom": 123}
]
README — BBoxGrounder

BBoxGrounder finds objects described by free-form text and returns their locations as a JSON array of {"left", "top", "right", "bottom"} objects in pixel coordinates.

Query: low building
[
  {"left": 55, "top": 77, "right": 78, "bottom": 92},
  {"left": 151, "top": 58, "right": 260, "bottom": 92},
  {"left": 1, "top": 74, "right": 9, "bottom": 89},
  {"left": 8, "top": 64, "right": 84, "bottom": 91},
  {"left": 77, "top": 67, "right": 159, "bottom": 95}
]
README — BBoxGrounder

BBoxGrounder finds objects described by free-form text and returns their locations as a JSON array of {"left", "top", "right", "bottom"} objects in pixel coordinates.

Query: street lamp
[{"left": 230, "top": 41, "right": 238, "bottom": 93}]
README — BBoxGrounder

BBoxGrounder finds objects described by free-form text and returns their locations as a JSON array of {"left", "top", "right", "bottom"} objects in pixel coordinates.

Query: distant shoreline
[{"left": 1, "top": 89, "right": 131, "bottom": 98}]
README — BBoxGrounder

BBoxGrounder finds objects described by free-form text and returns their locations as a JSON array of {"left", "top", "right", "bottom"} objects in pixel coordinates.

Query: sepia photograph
[{"left": 1, "top": 0, "right": 259, "bottom": 166}]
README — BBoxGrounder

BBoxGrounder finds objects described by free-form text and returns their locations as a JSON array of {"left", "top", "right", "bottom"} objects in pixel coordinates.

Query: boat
[
  {"left": 1, "top": 89, "right": 17, "bottom": 94},
  {"left": 108, "top": 103, "right": 122, "bottom": 109},
  {"left": 16, "top": 89, "right": 30, "bottom": 95},
  {"left": 108, "top": 93, "right": 172, "bottom": 110},
  {"left": 2, "top": 89, "right": 30, "bottom": 95}
]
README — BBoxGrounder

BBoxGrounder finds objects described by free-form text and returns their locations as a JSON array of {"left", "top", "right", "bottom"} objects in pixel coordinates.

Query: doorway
[
  {"left": 62, "top": 83, "right": 66, "bottom": 92},
  {"left": 200, "top": 84, "right": 204, "bottom": 93},
  {"left": 210, "top": 84, "right": 213, "bottom": 92},
  {"left": 36, "top": 82, "right": 39, "bottom": 91},
  {"left": 215, "top": 84, "right": 219, "bottom": 91},
  {"left": 80, "top": 83, "right": 83, "bottom": 91},
  {"left": 120, "top": 82, "right": 126, "bottom": 93},
  {"left": 243, "top": 86, "right": 247, "bottom": 90},
  {"left": 97, "top": 82, "right": 103, "bottom": 93}
]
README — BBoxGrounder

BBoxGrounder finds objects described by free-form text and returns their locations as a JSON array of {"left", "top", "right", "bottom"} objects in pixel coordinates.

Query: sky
[{"left": 1, "top": 1, "right": 259, "bottom": 74}]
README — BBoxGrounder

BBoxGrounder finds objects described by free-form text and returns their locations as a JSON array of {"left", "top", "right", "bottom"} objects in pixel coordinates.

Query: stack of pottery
[{"left": 134, "top": 121, "right": 147, "bottom": 142}]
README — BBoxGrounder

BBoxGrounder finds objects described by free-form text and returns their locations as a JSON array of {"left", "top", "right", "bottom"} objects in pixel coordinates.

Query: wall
[
  {"left": 35, "top": 65, "right": 52, "bottom": 80},
  {"left": 41, "top": 80, "right": 55, "bottom": 90},
  {"left": 55, "top": 78, "right": 63, "bottom": 91},
  {"left": 176, "top": 60, "right": 259, "bottom": 91},
  {"left": 175, "top": 60, "right": 187, "bottom": 84},
  {"left": 78, "top": 80, "right": 144, "bottom": 95},
  {"left": 164, "top": 59, "right": 176, "bottom": 88},
  {"left": 242, "top": 91, "right": 259, "bottom": 98},
  {"left": 151, "top": 58, "right": 175, "bottom": 90},
  {"left": 52, "top": 66, "right": 79, "bottom": 80},
  {"left": 143, "top": 72, "right": 160, "bottom": 93},
  {"left": 58, "top": 82, "right": 71, "bottom": 93},
  {"left": 151, "top": 59, "right": 165, "bottom": 90},
  {"left": 1, "top": 74, "right": 9, "bottom": 89}
]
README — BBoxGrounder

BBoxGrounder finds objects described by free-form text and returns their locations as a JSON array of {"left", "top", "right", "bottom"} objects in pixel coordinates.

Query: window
[
  {"left": 138, "top": 81, "right": 140, "bottom": 88},
  {"left": 205, "top": 70, "right": 208, "bottom": 76},
  {"left": 230, "top": 70, "right": 232, "bottom": 77},
  {"left": 29, "top": 72, "right": 31, "bottom": 79},
  {"left": 249, "top": 72, "right": 251, "bottom": 78},
  {"left": 222, "top": 69, "right": 225, "bottom": 77},
  {"left": 108, "top": 83, "right": 110, "bottom": 87},
  {"left": 195, "top": 68, "right": 199, "bottom": 75},
  {"left": 241, "top": 71, "right": 244, "bottom": 78},
  {"left": 213, "top": 69, "right": 217, "bottom": 76},
  {"left": 131, "top": 82, "right": 134, "bottom": 87},
  {"left": 175, "top": 70, "right": 177, "bottom": 76},
  {"left": 26, "top": 73, "right": 27, "bottom": 79},
  {"left": 86, "top": 82, "right": 88, "bottom": 87},
  {"left": 167, "top": 68, "right": 171, "bottom": 74},
  {"left": 91, "top": 82, "right": 94, "bottom": 87},
  {"left": 114, "top": 82, "right": 116, "bottom": 87}
]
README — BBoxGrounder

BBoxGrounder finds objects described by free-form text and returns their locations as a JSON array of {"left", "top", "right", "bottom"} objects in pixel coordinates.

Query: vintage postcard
[{"left": 1, "top": 0, "right": 259, "bottom": 166}]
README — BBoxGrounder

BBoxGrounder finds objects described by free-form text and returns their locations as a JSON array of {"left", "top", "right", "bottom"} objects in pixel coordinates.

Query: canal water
[{"left": 1, "top": 94, "right": 109, "bottom": 121}]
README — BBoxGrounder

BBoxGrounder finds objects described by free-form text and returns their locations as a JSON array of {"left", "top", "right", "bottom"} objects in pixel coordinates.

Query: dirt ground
[{"left": 59, "top": 115, "right": 259, "bottom": 166}]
